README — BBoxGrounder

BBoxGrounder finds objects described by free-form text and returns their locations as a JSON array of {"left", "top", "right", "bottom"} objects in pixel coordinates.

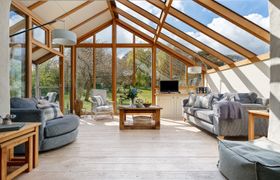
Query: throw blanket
[
  {"left": 214, "top": 101, "right": 242, "bottom": 120},
  {"left": 37, "top": 102, "right": 63, "bottom": 121}
]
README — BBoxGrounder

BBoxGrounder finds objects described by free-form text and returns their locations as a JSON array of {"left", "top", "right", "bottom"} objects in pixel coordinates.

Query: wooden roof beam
[
  {"left": 70, "top": 8, "right": 109, "bottom": 31},
  {"left": 163, "top": 23, "right": 235, "bottom": 66},
  {"left": 159, "top": 33, "right": 219, "bottom": 70},
  {"left": 107, "top": 0, "right": 118, "bottom": 19},
  {"left": 33, "top": 52, "right": 56, "bottom": 65},
  {"left": 153, "top": 0, "right": 173, "bottom": 43},
  {"left": 116, "top": 19, "right": 194, "bottom": 66},
  {"left": 194, "top": 0, "right": 270, "bottom": 43},
  {"left": 32, "top": 39, "right": 63, "bottom": 57},
  {"left": 28, "top": 1, "right": 47, "bottom": 10},
  {"left": 116, "top": 0, "right": 160, "bottom": 24},
  {"left": 77, "top": 20, "right": 112, "bottom": 43},
  {"left": 55, "top": 0, "right": 94, "bottom": 20},
  {"left": 168, "top": 7, "right": 259, "bottom": 62}
]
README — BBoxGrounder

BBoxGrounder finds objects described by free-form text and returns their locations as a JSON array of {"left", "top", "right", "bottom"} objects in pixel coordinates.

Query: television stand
[{"left": 155, "top": 93, "right": 188, "bottom": 118}]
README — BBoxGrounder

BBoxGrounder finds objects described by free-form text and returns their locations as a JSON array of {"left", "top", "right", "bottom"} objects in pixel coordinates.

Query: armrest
[
  {"left": 11, "top": 108, "right": 44, "bottom": 123},
  {"left": 255, "top": 97, "right": 269, "bottom": 106},
  {"left": 182, "top": 98, "right": 189, "bottom": 107}
]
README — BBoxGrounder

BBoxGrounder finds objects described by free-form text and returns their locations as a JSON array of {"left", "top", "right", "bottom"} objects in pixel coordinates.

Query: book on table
[{"left": 0, "top": 123, "right": 25, "bottom": 132}]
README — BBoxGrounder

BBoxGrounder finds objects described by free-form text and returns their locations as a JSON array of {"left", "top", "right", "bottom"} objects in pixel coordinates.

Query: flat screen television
[{"left": 160, "top": 80, "right": 179, "bottom": 93}]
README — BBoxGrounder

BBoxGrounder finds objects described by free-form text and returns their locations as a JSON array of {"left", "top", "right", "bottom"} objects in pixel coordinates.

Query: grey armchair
[{"left": 89, "top": 89, "right": 114, "bottom": 120}]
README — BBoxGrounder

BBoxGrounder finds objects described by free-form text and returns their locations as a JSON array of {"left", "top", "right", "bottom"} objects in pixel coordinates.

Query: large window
[
  {"left": 64, "top": 48, "right": 71, "bottom": 113},
  {"left": 9, "top": 6, "right": 26, "bottom": 97}
]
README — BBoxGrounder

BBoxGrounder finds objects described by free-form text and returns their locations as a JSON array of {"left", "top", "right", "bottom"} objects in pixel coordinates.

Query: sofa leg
[{"left": 217, "top": 136, "right": 225, "bottom": 140}]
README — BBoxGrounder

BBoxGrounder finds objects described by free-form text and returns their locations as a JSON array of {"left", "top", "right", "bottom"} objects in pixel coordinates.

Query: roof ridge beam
[{"left": 194, "top": 0, "right": 270, "bottom": 43}]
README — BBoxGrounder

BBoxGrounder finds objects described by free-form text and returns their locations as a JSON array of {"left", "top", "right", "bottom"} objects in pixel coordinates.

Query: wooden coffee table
[
  {"left": 0, "top": 123, "right": 40, "bottom": 180},
  {"left": 119, "top": 106, "right": 162, "bottom": 130}
]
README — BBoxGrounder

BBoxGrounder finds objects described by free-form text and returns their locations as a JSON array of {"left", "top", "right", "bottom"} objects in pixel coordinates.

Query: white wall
[
  {"left": 268, "top": 0, "right": 280, "bottom": 144},
  {"left": 0, "top": 0, "right": 11, "bottom": 116},
  {"left": 206, "top": 60, "right": 270, "bottom": 98}
]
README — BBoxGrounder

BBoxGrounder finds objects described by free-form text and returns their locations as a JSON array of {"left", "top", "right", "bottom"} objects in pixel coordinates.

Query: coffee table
[{"left": 119, "top": 106, "right": 162, "bottom": 130}]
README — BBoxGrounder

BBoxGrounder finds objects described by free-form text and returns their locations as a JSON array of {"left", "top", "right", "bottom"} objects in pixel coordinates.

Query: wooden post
[
  {"left": 59, "top": 46, "right": 65, "bottom": 113},
  {"left": 152, "top": 46, "right": 156, "bottom": 104},
  {"left": 170, "top": 56, "right": 173, "bottom": 79},
  {"left": 35, "top": 65, "right": 39, "bottom": 98},
  {"left": 26, "top": 16, "right": 33, "bottom": 98},
  {"left": 70, "top": 46, "right": 76, "bottom": 113},
  {"left": 92, "top": 35, "right": 96, "bottom": 89},
  {"left": 112, "top": 20, "right": 117, "bottom": 113},
  {"left": 132, "top": 35, "right": 136, "bottom": 86}
]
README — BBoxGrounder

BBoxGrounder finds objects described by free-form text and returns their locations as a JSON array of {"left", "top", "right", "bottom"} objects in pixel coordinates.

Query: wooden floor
[{"left": 18, "top": 116, "right": 225, "bottom": 180}]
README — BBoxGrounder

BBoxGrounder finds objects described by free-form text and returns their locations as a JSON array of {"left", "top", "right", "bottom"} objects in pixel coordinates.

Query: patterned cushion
[
  {"left": 96, "top": 105, "right": 113, "bottom": 112},
  {"left": 37, "top": 102, "right": 63, "bottom": 121},
  {"left": 234, "top": 92, "right": 258, "bottom": 104},
  {"left": 92, "top": 95, "right": 105, "bottom": 106},
  {"left": 193, "top": 96, "right": 202, "bottom": 108},
  {"left": 201, "top": 94, "right": 214, "bottom": 109},
  {"left": 187, "top": 94, "right": 197, "bottom": 107}
]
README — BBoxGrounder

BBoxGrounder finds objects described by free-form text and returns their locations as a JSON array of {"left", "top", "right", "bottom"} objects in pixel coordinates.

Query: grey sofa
[
  {"left": 182, "top": 92, "right": 269, "bottom": 137},
  {"left": 10, "top": 97, "right": 79, "bottom": 152}
]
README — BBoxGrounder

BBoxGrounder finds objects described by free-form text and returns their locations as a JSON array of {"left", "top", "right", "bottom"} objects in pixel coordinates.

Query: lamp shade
[
  {"left": 188, "top": 66, "right": 202, "bottom": 74},
  {"left": 52, "top": 29, "right": 77, "bottom": 46}
]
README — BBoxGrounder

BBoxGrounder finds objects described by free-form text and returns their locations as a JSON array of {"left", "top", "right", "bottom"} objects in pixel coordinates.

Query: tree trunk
[{"left": 84, "top": 80, "right": 92, "bottom": 101}]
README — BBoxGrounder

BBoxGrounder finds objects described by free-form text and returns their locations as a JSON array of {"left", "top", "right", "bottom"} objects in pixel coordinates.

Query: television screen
[{"left": 160, "top": 80, "right": 179, "bottom": 93}]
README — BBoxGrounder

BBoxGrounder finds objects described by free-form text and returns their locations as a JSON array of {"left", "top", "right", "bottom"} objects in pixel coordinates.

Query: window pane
[
  {"left": 9, "top": 6, "right": 26, "bottom": 97},
  {"left": 80, "top": 36, "right": 93, "bottom": 43},
  {"left": 117, "top": 25, "right": 133, "bottom": 43},
  {"left": 76, "top": 48, "right": 93, "bottom": 112},
  {"left": 64, "top": 48, "right": 71, "bottom": 113},
  {"left": 172, "top": 59, "right": 186, "bottom": 87},
  {"left": 96, "top": 26, "right": 112, "bottom": 43},
  {"left": 33, "top": 24, "right": 46, "bottom": 44},
  {"left": 156, "top": 49, "right": 171, "bottom": 86},
  {"left": 135, "top": 48, "right": 152, "bottom": 103},
  {"left": 135, "top": 36, "right": 148, "bottom": 44},
  {"left": 117, "top": 48, "right": 133, "bottom": 105},
  {"left": 95, "top": 48, "right": 112, "bottom": 100}
]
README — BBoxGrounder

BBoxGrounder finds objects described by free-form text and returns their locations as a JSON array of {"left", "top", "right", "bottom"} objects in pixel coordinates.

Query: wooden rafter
[
  {"left": 163, "top": 23, "right": 235, "bottom": 66},
  {"left": 28, "top": 1, "right": 47, "bottom": 10},
  {"left": 107, "top": 0, "right": 118, "bottom": 19},
  {"left": 168, "top": 7, "right": 259, "bottom": 62},
  {"left": 159, "top": 33, "right": 219, "bottom": 70},
  {"left": 113, "top": 8, "right": 156, "bottom": 34},
  {"left": 70, "top": 8, "right": 109, "bottom": 31},
  {"left": 117, "top": 0, "right": 160, "bottom": 24},
  {"left": 33, "top": 52, "right": 56, "bottom": 65},
  {"left": 55, "top": 0, "right": 94, "bottom": 20},
  {"left": 77, "top": 20, "right": 112, "bottom": 43},
  {"left": 32, "top": 46, "right": 41, "bottom": 53},
  {"left": 12, "top": 1, "right": 53, "bottom": 30},
  {"left": 194, "top": 0, "right": 270, "bottom": 43},
  {"left": 153, "top": 0, "right": 173, "bottom": 43},
  {"left": 9, "top": 20, "right": 25, "bottom": 35},
  {"left": 116, "top": 19, "right": 194, "bottom": 66},
  {"left": 32, "top": 39, "right": 63, "bottom": 57}
]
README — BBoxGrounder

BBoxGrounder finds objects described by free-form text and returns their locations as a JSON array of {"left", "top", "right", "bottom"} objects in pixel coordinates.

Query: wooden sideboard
[{"left": 155, "top": 93, "right": 188, "bottom": 118}]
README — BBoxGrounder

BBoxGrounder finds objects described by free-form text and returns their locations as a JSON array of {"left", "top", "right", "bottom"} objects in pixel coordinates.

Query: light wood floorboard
[{"left": 17, "top": 116, "right": 225, "bottom": 180}]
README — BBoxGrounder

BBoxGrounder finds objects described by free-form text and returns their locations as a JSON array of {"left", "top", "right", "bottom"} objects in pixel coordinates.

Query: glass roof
[
  {"left": 119, "top": 15, "right": 154, "bottom": 38},
  {"left": 129, "top": 0, "right": 162, "bottom": 18},
  {"left": 116, "top": 1, "right": 157, "bottom": 29}
]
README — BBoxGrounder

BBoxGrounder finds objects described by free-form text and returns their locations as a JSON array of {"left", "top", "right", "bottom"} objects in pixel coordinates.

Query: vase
[{"left": 130, "top": 98, "right": 135, "bottom": 107}]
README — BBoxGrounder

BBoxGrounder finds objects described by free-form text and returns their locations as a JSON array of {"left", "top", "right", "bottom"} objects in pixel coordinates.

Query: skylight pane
[
  {"left": 129, "top": 0, "right": 162, "bottom": 18},
  {"left": 216, "top": 0, "right": 269, "bottom": 29},
  {"left": 170, "top": 0, "right": 269, "bottom": 56},
  {"left": 119, "top": 15, "right": 154, "bottom": 38},
  {"left": 165, "top": 15, "right": 246, "bottom": 61},
  {"left": 116, "top": 1, "right": 157, "bottom": 29}
]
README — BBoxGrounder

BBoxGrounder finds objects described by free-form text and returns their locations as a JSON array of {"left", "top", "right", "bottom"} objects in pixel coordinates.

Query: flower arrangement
[{"left": 123, "top": 86, "right": 141, "bottom": 105}]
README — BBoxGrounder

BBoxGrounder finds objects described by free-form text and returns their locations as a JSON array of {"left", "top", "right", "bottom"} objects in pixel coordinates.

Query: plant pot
[{"left": 75, "top": 99, "right": 83, "bottom": 116}]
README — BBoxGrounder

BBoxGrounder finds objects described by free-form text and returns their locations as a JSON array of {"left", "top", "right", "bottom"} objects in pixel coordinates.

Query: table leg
[
  {"left": 155, "top": 110, "right": 160, "bottom": 129},
  {"left": 33, "top": 126, "right": 39, "bottom": 168},
  {"left": 119, "top": 110, "right": 125, "bottom": 130},
  {"left": 8, "top": 148, "right": 14, "bottom": 161},
  {"left": 25, "top": 136, "right": 33, "bottom": 172},
  {"left": 248, "top": 113, "right": 255, "bottom": 141},
  {"left": 1, "top": 147, "right": 7, "bottom": 180}
]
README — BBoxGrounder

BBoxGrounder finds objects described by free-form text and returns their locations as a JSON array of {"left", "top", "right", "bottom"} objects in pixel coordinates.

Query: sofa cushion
[
  {"left": 37, "top": 102, "right": 63, "bottom": 121},
  {"left": 201, "top": 94, "right": 214, "bottom": 109},
  {"left": 45, "top": 115, "right": 79, "bottom": 138},
  {"left": 10, "top": 97, "right": 38, "bottom": 109},
  {"left": 193, "top": 96, "right": 202, "bottom": 108},
  {"left": 187, "top": 94, "right": 196, "bottom": 107},
  {"left": 194, "top": 110, "right": 214, "bottom": 124},
  {"left": 234, "top": 92, "right": 258, "bottom": 104}
]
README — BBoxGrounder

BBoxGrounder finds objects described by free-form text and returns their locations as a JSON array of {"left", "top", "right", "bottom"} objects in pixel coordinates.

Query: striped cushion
[
  {"left": 92, "top": 95, "right": 105, "bottom": 106},
  {"left": 37, "top": 102, "right": 63, "bottom": 121}
]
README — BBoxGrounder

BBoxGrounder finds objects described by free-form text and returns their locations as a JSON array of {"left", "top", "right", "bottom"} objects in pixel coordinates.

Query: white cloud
[{"left": 185, "top": 13, "right": 270, "bottom": 56}]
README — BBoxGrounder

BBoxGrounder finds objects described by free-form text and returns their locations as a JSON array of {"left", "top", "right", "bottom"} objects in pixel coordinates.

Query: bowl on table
[{"left": 143, "top": 103, "right": 151, "bottom": 108}]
